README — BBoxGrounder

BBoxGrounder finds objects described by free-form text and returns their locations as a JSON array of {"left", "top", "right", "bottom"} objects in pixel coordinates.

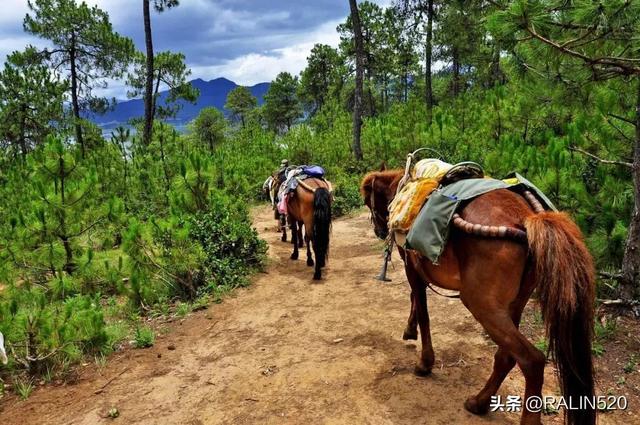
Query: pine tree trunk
[
  {"left": 143, "top": 0, "right": 154, "bottom": 147},
  {"left": 620, "top": 78, "right": 640, "bottom": 301},
  {"left": 19, "top": 103, "right": 28, "bottom": 158},
  {"left": 158, "top": 127, "right": 171, "bottom": 205},
  {"left": 452, "top": 48, "right": 461, "bottom": 97},
  {"left": 69, "top": 35, "right": 84, "bottom": 158},
  {"left": 489, "top": 43, "right": 502, "bottom": 87},
  {"left": 58, "top": 156, "right": 75, "bottom": 274},
  {"left": 425, "top": 0, "right": 434, "bottom": 124},
  {"left": 349, "top": 0, "right": 364, "bottom": 161}
]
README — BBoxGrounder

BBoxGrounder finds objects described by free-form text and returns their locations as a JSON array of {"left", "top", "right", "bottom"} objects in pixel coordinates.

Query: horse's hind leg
[
  {"left": 289, "top": 218, "right": 299, "bottom": 260},
  {"left": 464, "top": 302, "right": 544, "bottom": 425},
  {"left": 465, "top": 341, "right": 517, "bottom": 415},
  {"left": 305, "top": 231, "right": 314, "bottom": 267},
  {"left": 307, "top": 219, "right": 322, "bottom": 281},
  {"left": 405, "top": 262, "right": 434, "bottom": 375},
  {"left": 298, "top": 221, "right": 304, "bottom": 248}
]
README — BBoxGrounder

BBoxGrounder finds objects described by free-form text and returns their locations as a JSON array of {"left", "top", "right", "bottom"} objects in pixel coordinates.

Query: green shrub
[
  {"left": 14, "top": 377, "right": 34, "bottom": 400},
  {"left": 0, "top": 288, "right": 108, "bottom": 375},
  {"left": 332, "top": 173, "right": 364, "bottom": 217},
  {"left": 133, "top": 326, "right": 155, "bottom": 348},
  {"left": 189, "top": 192, "right": 267, "bottom": 289}
]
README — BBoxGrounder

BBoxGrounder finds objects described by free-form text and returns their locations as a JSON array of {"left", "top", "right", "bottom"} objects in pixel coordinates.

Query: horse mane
[{"left": 360, "top": 169, "right": 404, "bottom": 199}]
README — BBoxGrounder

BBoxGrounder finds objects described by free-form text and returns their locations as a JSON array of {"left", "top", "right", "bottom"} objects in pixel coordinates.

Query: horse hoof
[
  {"left": 402, "top": 329, "right": 418, "bottom": 341},
  {"left": 313, "top": 272, "right": 322, "bottom": 280},
  {"left": 413, "top": 364, "right": 432, "bottom": 377},
  {"left": 464, "top": 397, "right": 489, "bottom": 415},
  {"left": 281, "top": 235, "right": 287, "bottom": 242},
  {"left": 290, "top": 253, "right": 299, "bottom": 260},
  {"left": 307, "top": 259, "right": 314, "bottom": 267}
]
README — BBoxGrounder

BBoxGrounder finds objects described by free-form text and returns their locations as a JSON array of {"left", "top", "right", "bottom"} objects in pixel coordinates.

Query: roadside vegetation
[{"left": 0, "top": 0, "right": 638, "bottom": 399}]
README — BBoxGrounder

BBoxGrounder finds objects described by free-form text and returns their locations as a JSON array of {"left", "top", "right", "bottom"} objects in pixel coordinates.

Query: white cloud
[
  {"left": 193, "top": 18, "right": 342, "bottom": 85},
  {"left": 1, "top": 0, "right": 398, "bottom": 93}
]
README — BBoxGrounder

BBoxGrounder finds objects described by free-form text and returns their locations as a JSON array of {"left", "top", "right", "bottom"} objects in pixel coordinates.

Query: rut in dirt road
[{"left": 1, "top": 206, "right": 628, "bottom": 425}]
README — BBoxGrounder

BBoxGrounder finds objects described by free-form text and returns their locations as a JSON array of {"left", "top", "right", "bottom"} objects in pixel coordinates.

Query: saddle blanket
[{"left": 404, "top": 173, "right": 556, "bottom": 264}]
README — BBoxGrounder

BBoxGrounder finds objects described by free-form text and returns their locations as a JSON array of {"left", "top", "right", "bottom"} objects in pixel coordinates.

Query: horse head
[{"left": 360, "top": 169, "right": 403, "bottom": 240}]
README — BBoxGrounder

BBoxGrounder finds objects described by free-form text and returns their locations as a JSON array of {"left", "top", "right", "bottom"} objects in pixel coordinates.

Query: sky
[{"left": 0, "top": 0, "right": 392, "bottom": 99}]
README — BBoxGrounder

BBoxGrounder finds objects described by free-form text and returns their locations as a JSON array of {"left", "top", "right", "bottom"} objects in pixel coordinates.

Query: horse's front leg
[
  {"left": 289, "top": 218, "right": 299, "bottom": 260},
  {"left": 398, "top": 249, "right": 418, "bottom": 340},
  {"left": 403, "top": 291, "right": 418, "bottom": 341},
  {"left": 405, "top": 263, "right": 434, "bottom": 376},
  {"left": 280, "top": 214, "right": 287, "bottom": 242}
]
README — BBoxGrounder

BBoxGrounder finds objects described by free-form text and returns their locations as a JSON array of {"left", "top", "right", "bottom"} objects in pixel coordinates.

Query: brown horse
[
  {"left": 361, "top": 168, "right": 595, "bottom": 425},
  {"left": 286, "top": 178, "right": 332, "bottom": 280},
  {"left": 264, "top": 172, "right": 303, "bottom": 246}
]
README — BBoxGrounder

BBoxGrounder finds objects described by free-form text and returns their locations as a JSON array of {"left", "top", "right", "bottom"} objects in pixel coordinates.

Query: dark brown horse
[
  {"left": 361, "top": 168, "right": 595, "bottom": 425},
  {"left": 286, "top": 178, "right": 332, "bottom": 280}
]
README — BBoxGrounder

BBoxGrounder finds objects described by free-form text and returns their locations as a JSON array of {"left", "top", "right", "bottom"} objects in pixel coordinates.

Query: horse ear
[{"left": 379, "top": 161, "right": 387, "bottom": 171}]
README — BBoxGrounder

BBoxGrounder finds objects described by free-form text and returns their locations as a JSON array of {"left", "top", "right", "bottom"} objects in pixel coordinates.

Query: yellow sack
[
  {"left": 413, "top": 159, "right": 453, "bottom": 180},
  {"left": 389, "top": 178, "right": 440, "bottom": 233}
]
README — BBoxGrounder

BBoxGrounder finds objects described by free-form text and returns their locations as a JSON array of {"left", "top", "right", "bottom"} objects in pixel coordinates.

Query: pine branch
[
  {"left": 525, "top": 26, "right": 640, "bottom": 75},
  {"left": 601, "top": 118, "right": 633, "bottom": 142},
  {"left": 569, "top": 145, "right": 632, "bottom": 168},
  {"left": 608, "top": 113, "right": 636, "bottom": 126},
  {"left": 598, "top": 270, "right": 623, "bottom": 280}
]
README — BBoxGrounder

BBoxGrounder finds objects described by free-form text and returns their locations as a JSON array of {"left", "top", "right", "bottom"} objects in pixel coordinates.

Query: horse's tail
[
  {"left": 313, "top": 188, "right": 332, "bottom": 268},
  {"left": 524, "top": 212, "right": 596, "bottom": 425}
]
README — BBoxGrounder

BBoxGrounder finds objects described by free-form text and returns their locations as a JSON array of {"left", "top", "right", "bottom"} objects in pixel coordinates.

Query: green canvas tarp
[{"left": 405, "top": 173, "right": 556, "bottom": 264}]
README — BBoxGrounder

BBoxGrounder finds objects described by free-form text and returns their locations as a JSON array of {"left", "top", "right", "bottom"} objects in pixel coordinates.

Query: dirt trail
[{"left": 1, "top": 207, "right": 635, "bottom": 424}]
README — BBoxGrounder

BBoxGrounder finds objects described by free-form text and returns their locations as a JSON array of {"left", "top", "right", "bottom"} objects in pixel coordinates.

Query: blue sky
[{"left": 0, "top": 0, "right": 391, "bottom": 98}]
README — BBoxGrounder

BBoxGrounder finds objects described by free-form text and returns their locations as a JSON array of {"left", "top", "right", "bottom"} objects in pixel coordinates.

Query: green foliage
[
  {"left": 175, "top": 302, "right": 191, "bottom": 317},
  {"left": 189, "top": 107, "right": 226, "bottom": 152},
  {"left": 623, "top": 355, "right": 637, "bottom": 374},
  {"left": 262, "top": 72, "right": 302, "bottom": 133},
  {"left": 24, "top": 0, "right": 135, "bottom": 151},
  {"left": 127, "top": 50, "right": 199, "bottom": 121},
  {"left": 14, "top": 377, "right": 34, "bottom": 400},
  {"left": 298, "top": 44, "right": 342, "bottom": 114},
  {"left": 534, "top": 338, "right": 549, "bottom": 354},
  {"left": 189, "top": 195, "right": 267, "bottom": 289},
  {"left": 0, "top": 46, "right": 66, "bottom": 157},
  {"left": 133, "top": 326, "right": 155, "bottom": 348},
  {"left": 332, "top": 173, "right": 364, "bottom": 217},
  {"left": 1, "top": 0, "right": 638, "bottom": 389},
  {"left": 225, "top": 86, "right": 258, "bottom": 127}
]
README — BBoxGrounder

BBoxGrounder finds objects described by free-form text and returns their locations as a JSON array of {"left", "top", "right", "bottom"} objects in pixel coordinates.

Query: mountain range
[{"left": 90, "top": 78, "right": 270, "bottom": 130}]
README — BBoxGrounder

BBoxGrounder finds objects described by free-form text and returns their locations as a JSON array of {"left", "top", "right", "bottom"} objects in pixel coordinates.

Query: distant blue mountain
[{"left": 90, "top": 77, "right": 270, "bottom": 130}]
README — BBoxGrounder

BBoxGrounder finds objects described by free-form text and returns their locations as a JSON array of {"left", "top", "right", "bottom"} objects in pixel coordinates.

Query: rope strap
[{"left": 295, "top": 177, "right": 333, "bottom": 194}]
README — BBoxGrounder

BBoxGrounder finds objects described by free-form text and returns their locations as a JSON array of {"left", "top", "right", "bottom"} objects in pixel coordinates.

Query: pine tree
[
  {"left": 0, "top": 46, "right": 66, "bottom": 158},
  {"left": 348, "top": 0, "right": 365, "bottom": 161},
  {"left": 298, "top": 44, "right": 342, "bottom": 114},
  {"left": 128, "top": 50, "right": 198, "bottom": 122},
  {"left": 24, "top": 0, "right": 135, "bottom": 157},
  {"left": 142, "top": 0, "right": 180, "bottom": 147},
  {"left": 262, "top": 72, "right": 302, "bottom": 133},
  {"left": 225, "top": 86, "right": 258, "bottom": 128},
  {"left": 490, "top": 0, "right": 640, "bottom": 301},
  {"left": 191, "top": 107, "right": 226, "bottom": 152}
]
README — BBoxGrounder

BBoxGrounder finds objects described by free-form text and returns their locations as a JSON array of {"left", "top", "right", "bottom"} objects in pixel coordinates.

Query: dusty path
[{"left": 1, "top": 207, "right": 635, "bottom": 424}]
